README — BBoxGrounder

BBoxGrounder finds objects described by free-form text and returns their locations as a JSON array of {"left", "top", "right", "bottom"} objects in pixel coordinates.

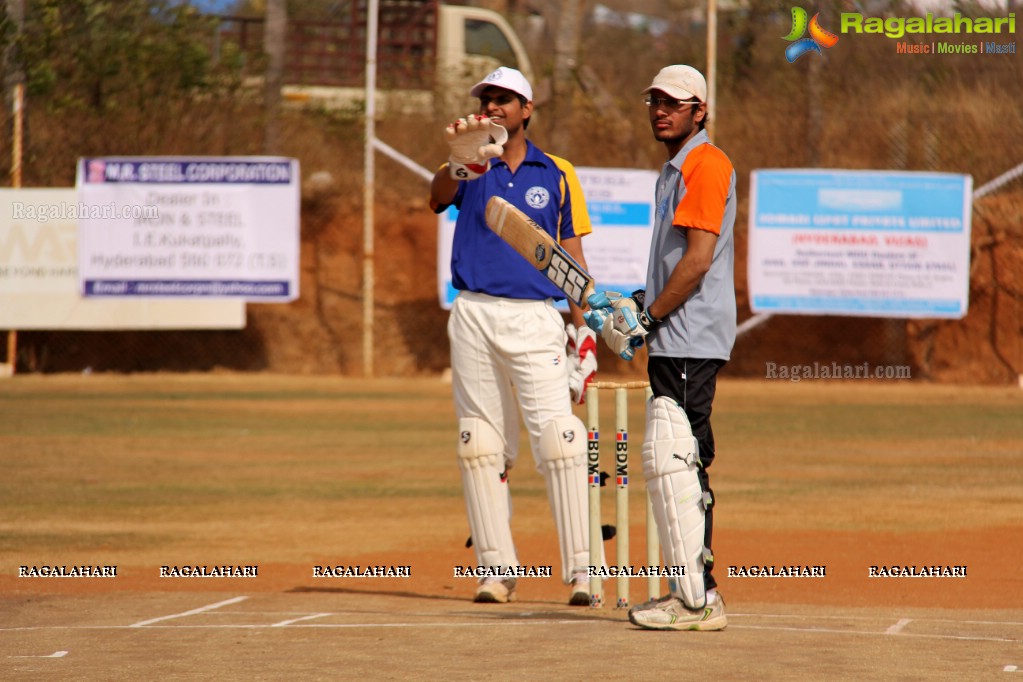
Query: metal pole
[
  {"left": 263, "top": 0, "right": 286, "bottom": 153},
  {"left": 706, "top": 0, "right": 717, "bottom": 140},
  {"left": 12, "top": 82, "right": 22, "bottom": 187},
  {"left": 363, "top": 0, "right": 379, "bottom": 377},
  {"left": 3, "top": 0, "right": 25, "bottom": 377},
  {"left": 5, "top": 82, "right": 24, "bottom": 375}
]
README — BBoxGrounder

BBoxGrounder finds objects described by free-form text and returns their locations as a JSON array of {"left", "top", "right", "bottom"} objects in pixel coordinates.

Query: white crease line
[
  {"left": 287, "top": 620, "right": 597, "bottom": 629},
  {"left": 2, "top": 611, "right": 1020, "bottom": 644},
  {"left": 731, "top": 623, "right": 1020, "bottom": 643},
  {"left": 731, "top": 613, "right": 1023, "bottom": 627},
  {"left": 886, "top": 618, "right": 913, "bottom": 635},
  {"left": 2, "top": 620, "right": 1018, "bottom": 642},
  {"left": 0, "top": 620, "right": 598, "bottom": 632},
  {"left": 271, "top": 613, "right": 333, "bottom": 627},
  {"left": 130, "top": 596, "right": 249, "bottom": 628},
  {"left": 132, "top": 620, "right": 598, "bottom": 630},
  {"left": 218, "top": 611, "right": 318, "bottom": 616}
]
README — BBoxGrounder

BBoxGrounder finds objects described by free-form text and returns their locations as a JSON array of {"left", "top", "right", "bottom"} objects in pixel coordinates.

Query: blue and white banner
[
  {"left": 437, "top": 167, "right": 658, "bottom": 309},
  {"left": 76, "top": 157, "right": 300, "bottom": 301},
  {"left": 748, "top": 169, "right": 972, "bottom": 318}
]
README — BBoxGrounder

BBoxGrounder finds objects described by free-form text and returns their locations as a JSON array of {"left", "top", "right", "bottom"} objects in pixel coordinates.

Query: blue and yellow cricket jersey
[{"left": 434, "top": 140, "right": 592, "bottom": 302}]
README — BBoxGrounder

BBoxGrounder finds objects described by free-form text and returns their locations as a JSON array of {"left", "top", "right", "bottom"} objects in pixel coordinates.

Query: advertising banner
[
  {"left": 748, "top": 170, "right": 972, "bottom": 318},
  {"left": 76, "top": 157, "right": 300, "bottom": 301}
]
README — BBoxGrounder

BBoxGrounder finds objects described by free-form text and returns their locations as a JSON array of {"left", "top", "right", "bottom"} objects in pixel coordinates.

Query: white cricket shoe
[
  {"left": 568, "top": 571, "right": 590, "bottom": 606},
  {"left": 627, "top": 592, "right": 674, "bottom": 617},
  {"left": 473, "top": 577, "right": 517, "bottom": 603},
  {"left": 628, "top": 592, "right": 727, "bottom": 631}
]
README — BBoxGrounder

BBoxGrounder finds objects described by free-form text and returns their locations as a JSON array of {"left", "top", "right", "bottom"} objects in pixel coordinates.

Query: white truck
[{"left": 217, "top": 0, "right": 534, "bottom": 114}]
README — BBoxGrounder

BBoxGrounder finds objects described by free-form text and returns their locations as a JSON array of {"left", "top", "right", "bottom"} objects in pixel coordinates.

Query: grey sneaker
[
  {"left": 568, "top": 572, "right": 590, "bottom": 606},
  {"left": 473, "top": 577, "right": 517, "bottom": 603},
  {"left": 628, "top": 593, "right": 727, "bottom": 631}
]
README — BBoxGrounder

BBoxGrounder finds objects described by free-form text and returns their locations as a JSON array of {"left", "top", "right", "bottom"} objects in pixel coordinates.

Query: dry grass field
[{"left": 2, "top": 374, "right": 1022, "bottom": 680}]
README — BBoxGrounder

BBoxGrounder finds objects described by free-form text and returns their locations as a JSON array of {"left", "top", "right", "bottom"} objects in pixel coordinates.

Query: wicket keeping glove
[
  {"left": 583, "top": 290, "right": 661, "bottom": 361},
  {"left": 566, "top": 323, "right": 598, "bottom": 405},
  {"left": 444, "top": 115, "right": 508, "bottom": 180}
]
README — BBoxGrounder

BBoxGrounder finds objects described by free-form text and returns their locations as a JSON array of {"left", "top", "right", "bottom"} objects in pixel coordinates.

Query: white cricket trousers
[{"left": 447, "top": 291, "right": 572, "bottom": 470}]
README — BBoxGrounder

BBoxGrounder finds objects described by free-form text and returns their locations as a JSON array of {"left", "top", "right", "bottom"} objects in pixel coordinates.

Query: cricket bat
[{"left": 484, "top": 196, "right": 595, "bottom": 307}]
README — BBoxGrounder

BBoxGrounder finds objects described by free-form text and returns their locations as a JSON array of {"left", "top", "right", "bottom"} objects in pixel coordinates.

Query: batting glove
[
  {"left": 566, "top": 323, "right": 598, "bottom": 404},
  {"left": 444, "top": 115, "right": 508, "bottom": 180},
  {"left": 583, "top": 291, "right": 660, "bottom": 361}
]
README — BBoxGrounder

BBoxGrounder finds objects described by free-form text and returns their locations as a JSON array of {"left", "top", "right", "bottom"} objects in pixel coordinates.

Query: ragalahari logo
[{"left": 784, "top": 7, "right": 839, "bottom": 62}]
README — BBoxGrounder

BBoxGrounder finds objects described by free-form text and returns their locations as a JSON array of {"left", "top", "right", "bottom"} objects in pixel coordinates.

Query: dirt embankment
[{"left": 250, "top": 186, "right": 1021, "bottom": 384}]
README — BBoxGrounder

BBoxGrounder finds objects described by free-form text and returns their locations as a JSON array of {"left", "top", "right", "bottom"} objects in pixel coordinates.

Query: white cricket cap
[
  {"left": 642, "top": 65, "right": 707, "bottom": 103},
  {"left": 470, "top": 66, "right": 533, "bottom": 102}
]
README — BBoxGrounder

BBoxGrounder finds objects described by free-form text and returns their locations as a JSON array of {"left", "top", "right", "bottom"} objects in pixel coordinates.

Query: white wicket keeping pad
[
  {"left": 539, "top": 416, "right": 590, "bottom": 583},
  {"left": 484, "top": 196, "right": 595, "bottom": 307},
  {"left": 457, "top": 417, "right": 518, "bottom": 569}
]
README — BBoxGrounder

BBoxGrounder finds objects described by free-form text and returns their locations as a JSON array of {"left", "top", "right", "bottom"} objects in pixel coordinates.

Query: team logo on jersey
[{"left": 525, "top": 186, "right": 550, "bottom": 209}]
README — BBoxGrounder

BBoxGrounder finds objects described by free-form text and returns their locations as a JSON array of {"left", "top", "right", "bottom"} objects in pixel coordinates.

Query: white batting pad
[
  {"left": 642, "top": 396, "right": 708, "bottom": 609},
  {"left": 539, "top": 415, "right": 590, "bottom": 583},
  {"left": 457, "top": 417, "right": 518, "bottom": 568}
]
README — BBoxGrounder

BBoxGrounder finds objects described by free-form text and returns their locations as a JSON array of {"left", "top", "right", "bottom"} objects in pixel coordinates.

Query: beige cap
[{"left": 642, "top": 65, "right": 707, "bottom": 102}]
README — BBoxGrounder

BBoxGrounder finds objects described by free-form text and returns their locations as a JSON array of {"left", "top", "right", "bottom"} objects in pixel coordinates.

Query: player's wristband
[
  {"left": 448, "top": 159, "right": 489, "bottom": 181},
  {"left": 637, "top": 309, "right": 661, "bottom": 332},
  {"left": 629, "top": 289, "right": 661, "bottom": 331}
]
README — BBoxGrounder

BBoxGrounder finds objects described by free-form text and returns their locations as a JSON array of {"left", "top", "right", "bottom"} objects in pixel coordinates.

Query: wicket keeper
[{"left": 429, "top": 66, "right": 598, "bottom": 605}]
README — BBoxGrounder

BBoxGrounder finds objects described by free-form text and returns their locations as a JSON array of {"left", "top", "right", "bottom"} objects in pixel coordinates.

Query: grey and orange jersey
[{"left": 645, "top": 129, "right": 737, "bottom": 361}]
